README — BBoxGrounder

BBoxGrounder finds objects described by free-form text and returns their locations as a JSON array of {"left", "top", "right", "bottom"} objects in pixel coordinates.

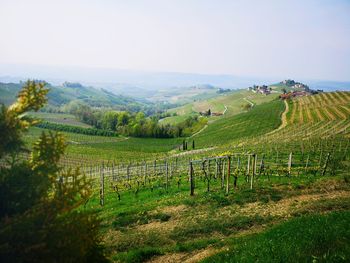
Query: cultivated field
[{"left": 18, "top": 91, "right": 350, "bottom": 262}]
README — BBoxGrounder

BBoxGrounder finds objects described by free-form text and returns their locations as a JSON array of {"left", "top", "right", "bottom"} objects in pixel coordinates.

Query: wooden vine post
[
  {"left": 226, "top": 156, "right": 231, "bottom": 194},
  {"left": 321, "top": 153, "right": 331, "bottom": 176},
  {"left": 221, "top": 160, "right": 225, "bottom": 189},
  {"left": 144, "top": 161, "right": 147, "bottom": 185},
  {"left": 208, "top": 159, "right": 211, "bottom": 191},
  {"left": 258, "top": 154, "right": 265, "bottom": 176},
  {"left": 250, "top": 154, "right": 256, "bottom": 190},
  {"left": 127, "top": 163, "right": 130, "bottom": 182},
  {"left": 304, "top": 154, "right": 310, "bottom": 174},
  {"left": 189, "top": 161, "right": 194, "bottom": 196},
  {"left": 247, "top": 154, "right": 251, "bottom": 183},
  {"left": 165, "top": 161, "right": 169, "bottom": 191},
  {"left": 234, "top": 155, "right": 240, "bottom": 188},
  {"left": 288, "top": 152, "right": 293, "bottom": 176},
  {"left": 202, "top": 160, "right": 210, "bottom": 192},
  {"left": 100, "top": 163, "right": 105, "bottom": 206},
  {"left": 112, "top": 161, "right": 115, "bottom": 181},
  {"left": 254, "top": 154, "right": 257, "bottom": 177}
]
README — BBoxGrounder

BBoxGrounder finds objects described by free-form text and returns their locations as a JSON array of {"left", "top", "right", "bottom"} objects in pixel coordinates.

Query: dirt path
[
  {"left": 171, "top": 146, "right": 216, "bottom": 157},
  {"left": 238, "top": 190, "right": 350, "bottom": 218},
  {"left": 243, "top": 97, "right": 255, "bottom": 108},
  {"left": 265, "top": 99, "right": 289, "bottom": 135},
  {"left": 223, "top": 105, "right": 228, "bottom": 115},
  {"left": 148, "top": 247, "right": 220, "bottom": 263},
  {"left": 190, "top": 124, "right": 208, "bottom": 138}
]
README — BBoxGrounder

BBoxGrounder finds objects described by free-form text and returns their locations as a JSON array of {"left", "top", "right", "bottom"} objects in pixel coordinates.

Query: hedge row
[{"left": 36, "top": 121, "right": 117, "bottom": 137}]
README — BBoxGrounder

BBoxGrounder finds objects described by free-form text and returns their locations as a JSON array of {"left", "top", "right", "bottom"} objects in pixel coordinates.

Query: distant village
[
  {"left": 200, "top": 79, "right": 324, "bottom": 117},
  {"left": 248, "top": 79, "right": 323, "bottom": 99}
]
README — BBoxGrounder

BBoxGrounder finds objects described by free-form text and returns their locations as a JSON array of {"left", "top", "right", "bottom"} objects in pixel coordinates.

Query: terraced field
[
  {"left": 272, "top": 91, "right": 350, "bottom": 141},
  {"left": 289, "top": 92, "right": 350, "bottom": 124}
]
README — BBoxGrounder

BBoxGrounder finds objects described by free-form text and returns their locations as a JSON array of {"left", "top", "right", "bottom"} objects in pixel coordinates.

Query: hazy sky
[{"left": 0, "top": 0, "right": 349, "bottom": 81}]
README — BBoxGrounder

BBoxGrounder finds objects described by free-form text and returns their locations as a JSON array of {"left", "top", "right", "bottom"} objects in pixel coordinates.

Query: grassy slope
[
  {"left": 163, "top": 90, "right": 278, "bottom": 125},
  {"left": 193, "top": 100, "right": 284, "bottom": 148},
  {"left": 85, "top": 173, "right": 350, "bottom": 262},
  {"left": 203, "top": 210, "right": 350, "bottom": 263},
  {"left": 193, "top": 89, "right": 275, "bottom": 116}
]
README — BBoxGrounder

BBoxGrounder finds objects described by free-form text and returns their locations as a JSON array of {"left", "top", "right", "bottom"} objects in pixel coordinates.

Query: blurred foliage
[{"left": 0, "top": 80, "right": 108, "bottom": 262}]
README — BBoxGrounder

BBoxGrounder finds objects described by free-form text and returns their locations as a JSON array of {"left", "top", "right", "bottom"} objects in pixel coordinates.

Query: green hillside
[
  {"left": 162, "top": 89, "right": 278, "bottom": 125},
  {"left": 192, "top": 99, "right": 284, "bottom": 148},
  {"left": 0, "top": 82, "right": 145, "bottom": 110}
]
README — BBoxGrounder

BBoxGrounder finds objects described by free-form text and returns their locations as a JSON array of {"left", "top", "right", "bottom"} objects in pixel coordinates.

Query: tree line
[{"left": 66, "top": 101, "right": 207, "bottom": 138}]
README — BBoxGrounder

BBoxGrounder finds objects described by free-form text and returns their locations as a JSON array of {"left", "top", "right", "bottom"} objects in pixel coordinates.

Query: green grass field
[
  {"left": 192, "top": 99, "right": 284, "bottom": 148},
  {"left": 203, "top": 210, "right": 350, "bottom": 263}
]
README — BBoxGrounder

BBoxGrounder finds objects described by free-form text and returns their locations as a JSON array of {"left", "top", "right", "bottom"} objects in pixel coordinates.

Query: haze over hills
[{"left": 2, "top": 63, "right": 349, "bottom": 97}]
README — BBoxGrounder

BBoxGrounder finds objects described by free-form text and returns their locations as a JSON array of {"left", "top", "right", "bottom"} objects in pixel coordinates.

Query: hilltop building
[{"left": 247, "top": 85, "right": 271, "bottom": 95}]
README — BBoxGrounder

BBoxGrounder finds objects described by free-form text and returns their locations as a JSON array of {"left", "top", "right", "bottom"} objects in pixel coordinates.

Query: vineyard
[
  {"left": 42, "top": 92, "right": 349, "bottom": 208},
  {"left": 8, "top": 91, "right": 350, "bottom": 262},
  {"left": 73, "top": 141, "right": 348, "bottom": 206}
]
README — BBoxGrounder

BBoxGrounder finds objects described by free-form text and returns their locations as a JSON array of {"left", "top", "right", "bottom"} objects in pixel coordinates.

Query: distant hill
[{"left": 0, "top": 81, "right": 147, "bottom": 111}]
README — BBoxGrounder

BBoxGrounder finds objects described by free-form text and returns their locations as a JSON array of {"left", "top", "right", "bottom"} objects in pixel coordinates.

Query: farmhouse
[
  {"left": 280, "top": 90, "right": 311, "bottom": 100},
  {"left": 292, "top": 83, "right": 310, "bottom": 91},
  {"left": 248, "top": 85, "right": 271, "bottom": 95}
]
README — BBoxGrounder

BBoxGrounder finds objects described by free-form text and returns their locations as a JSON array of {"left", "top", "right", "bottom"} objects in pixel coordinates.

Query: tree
[
  {"left": 118, "top": 111, "right": 130, "bottom": 126},
  {"left": 135, "top": 112, "right": 145, "bottom": 124},
  {"left": 102, "top": 111, "right": 119, "bottom": 131},
  {"left": 242, "top": 103, "right": 252, "bottom": 111},
  {"left": 0, "top": 80, "right": 107, "bottom": 262}
]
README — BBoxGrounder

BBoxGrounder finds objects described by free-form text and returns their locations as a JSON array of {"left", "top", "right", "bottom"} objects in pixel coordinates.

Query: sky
[{"left": 0, "top": 0, "right": 349, "bottom": 81}]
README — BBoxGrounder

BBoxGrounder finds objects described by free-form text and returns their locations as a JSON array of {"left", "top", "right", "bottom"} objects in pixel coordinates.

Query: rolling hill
[
  {"left": 0, "top": 81, "right": 146, "bottom": 111},
  {"left": 162, "top": 89, "right": 279, "bottom": 125}
]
